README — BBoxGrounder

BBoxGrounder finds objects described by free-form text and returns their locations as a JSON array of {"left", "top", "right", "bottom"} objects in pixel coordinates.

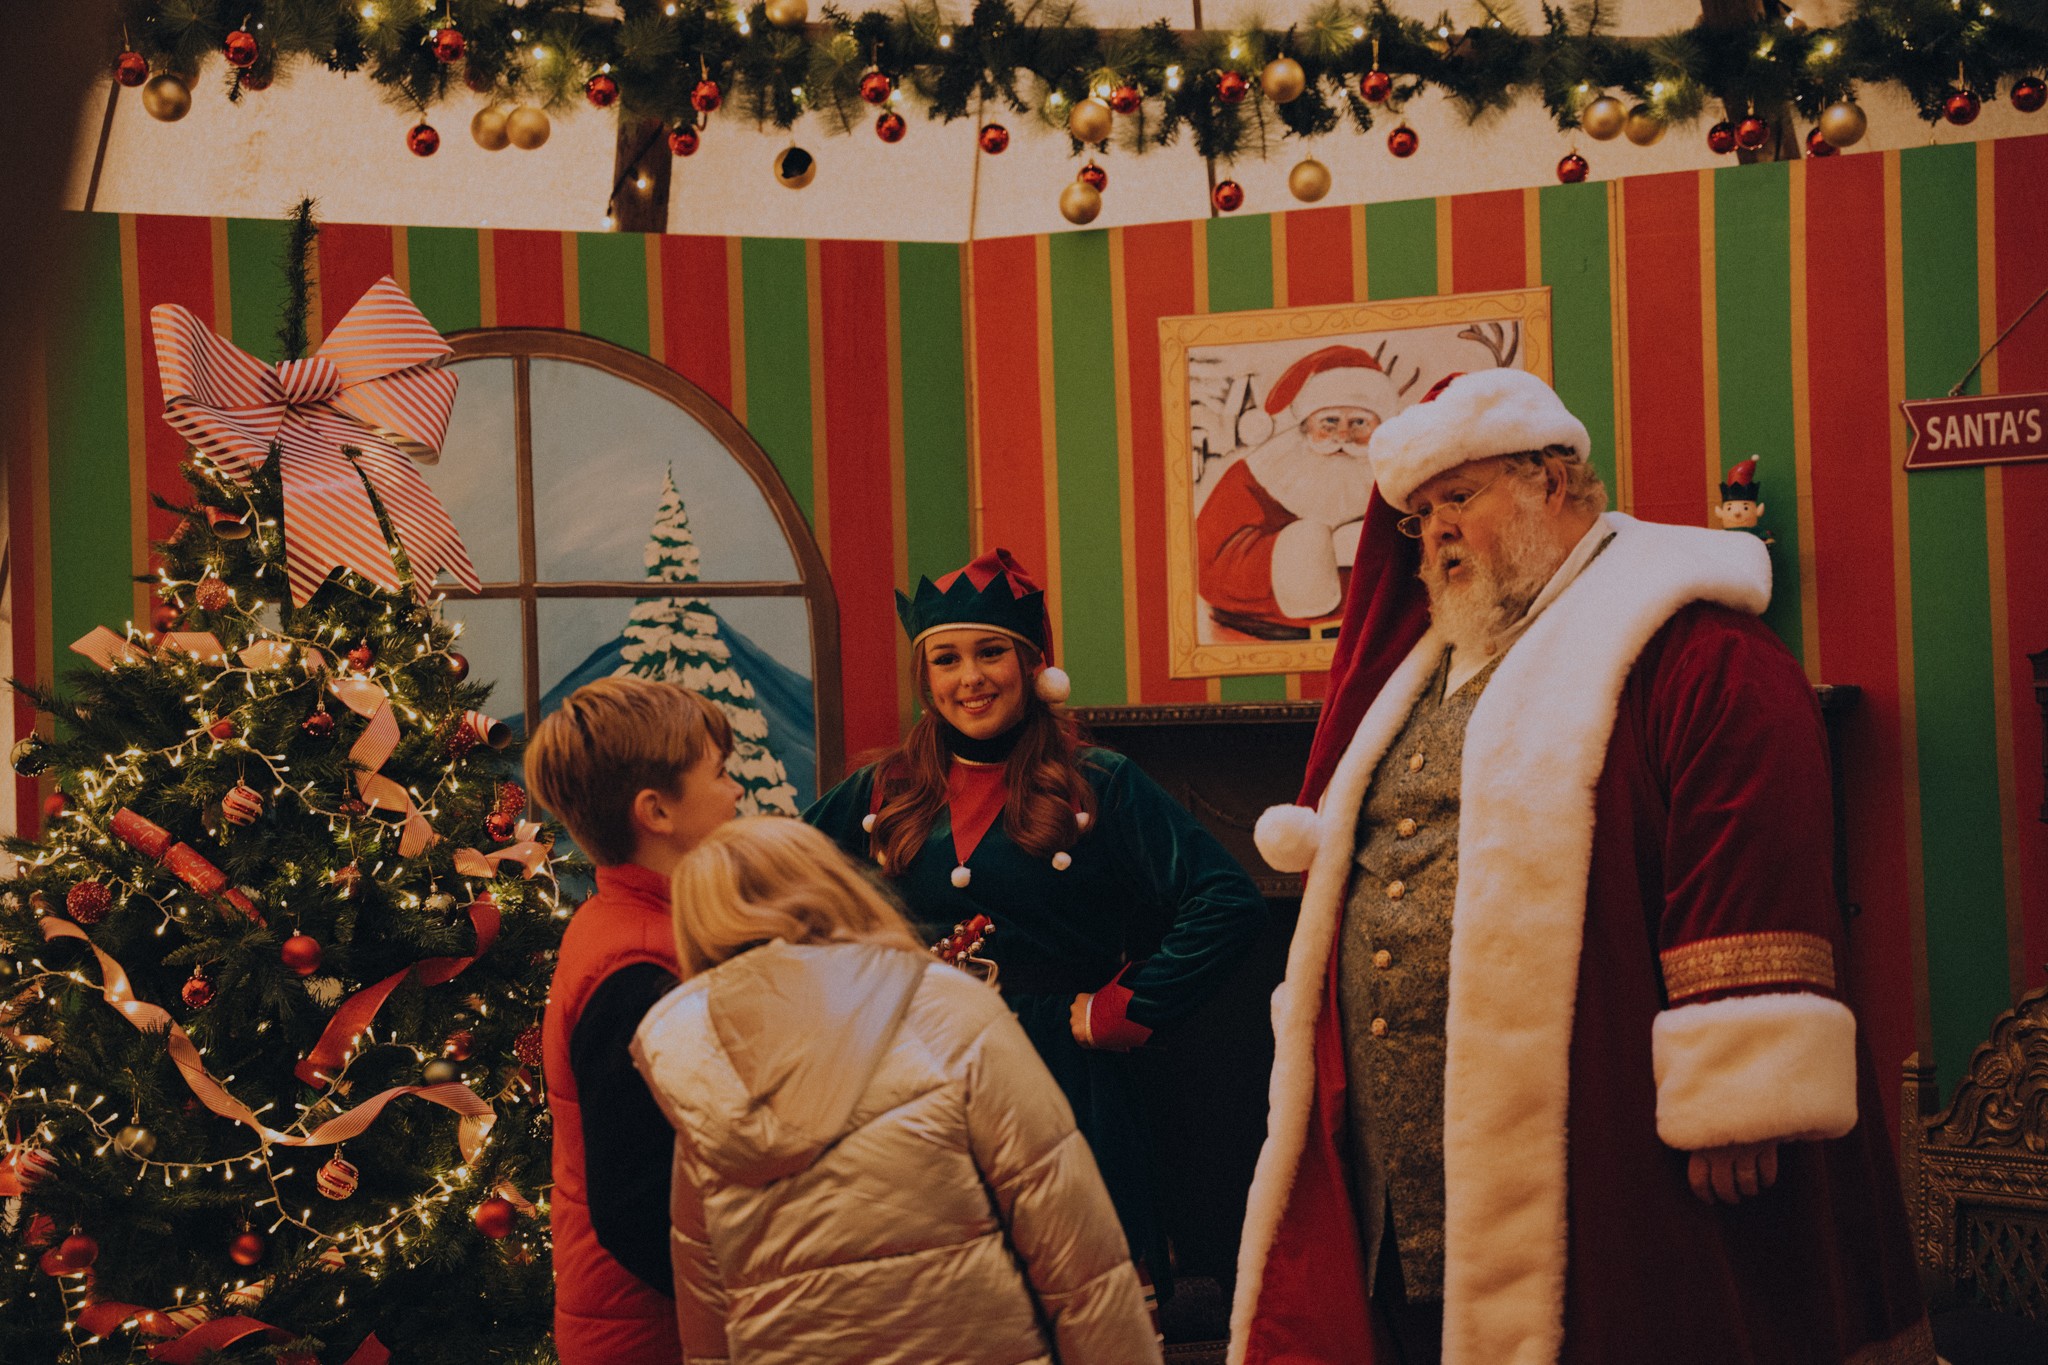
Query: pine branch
[{"left": 278, "top": 198, "right": 320, "bottom": 363}]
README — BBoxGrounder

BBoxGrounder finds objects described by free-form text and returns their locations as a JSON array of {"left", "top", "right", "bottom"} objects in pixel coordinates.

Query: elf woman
[{"left": 805, "top": 548, "right": 1267, "bottom": 1300}]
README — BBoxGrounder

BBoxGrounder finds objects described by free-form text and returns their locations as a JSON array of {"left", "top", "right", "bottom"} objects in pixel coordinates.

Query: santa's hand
[
  {"left": 1331, "top": 520, "right": 1363, "bottom": 568},
  {"left": 1070, "top": 993, "right": 1094, "bottom": 1046},
  {"left": 1687, "top": 1140, "right": 1780, "bottom": 1205}
]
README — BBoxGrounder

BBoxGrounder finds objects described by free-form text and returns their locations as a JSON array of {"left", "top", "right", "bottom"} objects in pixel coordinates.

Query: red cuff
[{"left": 1086, "top": 965, "right": 1153, "bottom": 1051}]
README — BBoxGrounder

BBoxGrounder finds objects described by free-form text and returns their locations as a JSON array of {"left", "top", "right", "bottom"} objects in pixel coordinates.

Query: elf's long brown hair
[{"left": 870, "top": 638, "right": 1098, "bottom": 877}]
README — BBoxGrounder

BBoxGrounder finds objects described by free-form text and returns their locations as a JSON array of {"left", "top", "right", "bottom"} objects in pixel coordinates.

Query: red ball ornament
[
  {"left": 485, "top": 812, "right": 516, "bottom": 842},
  {"left": 473, "top": 1197, "right": 517, "bottom": 1239},
  {"left": 860, "top": 71, "right": 893, "bottom": 104},
  {"left": 347, "top": 643, "right": 375, "bottom": 672},
  {"left": 1805, "top": 127, "right": 1837, "bottom": 158},
  {"left": 1557, "top": 151, "right": 1589, "bottom": 184},
  {"left": 496, "top": 782, "right": 528, "bottom": 819},
  {"left": 228, "top": 1231, "right": 266, "bottom": 1267},
  {"left": 585, "top": 73, "right": 619, "bottom": 108},
  {"left": 691, "top": 79, "right": 723, "bottom": 113},
  {"left": 514, "top": 1025, "right": 545, "bottom": 1068},
  {"left": 224, "top": 29, "right": 259, "bottom": 69},
  {"left": 66, "top": 881, "right": 112, "bottom": 926},
  {"left": 668, "top": 126, "right": 700, "bottom": 157},
  {"left": 115, "top": 52, "right": 149, "bottom": 88},
  {"left": 2014, "top": 76, "right": 2048, "bottom": 113},
  {"left": 58, "top": 1233, "right": 98, "bottom": 1269},
  {"left": 42, "top": 792, "right": 67, "bottom": 819},
  {"left": 182, "top": 973, "right": 214, "bottom": 1009},
  {"left": 1078, "top": 160, "right": 1108, "bottom": 192},
  {"left": 1360, "top": 69, "right": 1393, "bottom": 104},
  {"left": 280, "top": 934, "right": 323, "bottom": 978},
  {"left": 1707, "top": 120, "right": 1738, "bottom": 154},
  {"left": 39, "top": 1248, "right": 71, "bottom": 1277},
  {"left": 1216, "top": 71, "right": 1249, "bottom": 105},
  {"left": 979, "top": 123, "right": 1010, "bottom": 154},
  {"left": 433, "top": 27, "right": 466, "bottom": 63},
  {"left": 445, "top": 1030, "right": 475, "bottom": 1061},
  {"left": 1387, "top": 124, "right": 1419, "bottom": 157},
  {"left": 407, "top": 122, "right": 439, "bottom": 157},
  {"left": 238, "top": 66, "right": 271, "bottom": 92},
  {"left": 1735, "top": 115, "right": 1768, "bottom": 149},
  {"left": 1944, "top": 89, "right": 1982, "bottom": 125},
  {"left": 1108, "top": 84, "right": 1141, "bottom": 114},
  {"left": 316, "top": 1155, "right": 359, "bottom": 1200},
  {"left": 446, "top": 651, "right": 471, "bottom": 681},
  {"left": 875, "top": 110, "right": 906, "bottom": 142},
  {"left": 208, "top": 717, "right": 236, "bottom": 741},
  {"left": 301, "top": 708, "right": 336, "bottom": 739},
  {"left": 464, "top": 67, "right": 494, "bottom": 94},
  {"left": 194, "top": 577, "right": 233, "bottom": 612},
  {"left": 151, "top": 602, "right": 181, "bottom": 632},
  {"left": 1212, "top": 179, "right": 1245, "bottom": 213}
]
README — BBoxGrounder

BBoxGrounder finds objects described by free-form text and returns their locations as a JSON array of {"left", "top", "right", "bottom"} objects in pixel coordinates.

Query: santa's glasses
[{"left": 1396, "top": 469, "right": 1510, "bottom": 538}]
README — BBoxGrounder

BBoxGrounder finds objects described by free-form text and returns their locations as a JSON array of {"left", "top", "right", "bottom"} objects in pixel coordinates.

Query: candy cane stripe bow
[{"left": 150, "top": 277, "right": 481, "bottom": 607}]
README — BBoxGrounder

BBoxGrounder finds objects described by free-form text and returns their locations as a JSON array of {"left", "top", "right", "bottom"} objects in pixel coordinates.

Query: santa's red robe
[
  {"left": 1197, "top": 459, "right": 1344, "bottom": 632},
  {"left": 1233, "top": 514, "right": 1930, "bottom": 1365}
]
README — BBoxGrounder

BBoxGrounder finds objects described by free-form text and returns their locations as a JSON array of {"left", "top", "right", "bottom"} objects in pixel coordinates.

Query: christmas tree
[
  {"left": 616, "top": 469, "right": 799, "bottom": 817},
  {"left": 0, "top": 209, "right": 566, "bottom": 1363}
]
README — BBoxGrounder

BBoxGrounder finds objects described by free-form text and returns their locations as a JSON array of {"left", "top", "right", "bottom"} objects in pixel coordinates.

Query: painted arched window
[{"left": 420, "top": 330, "right": 841, "bottom": 813}]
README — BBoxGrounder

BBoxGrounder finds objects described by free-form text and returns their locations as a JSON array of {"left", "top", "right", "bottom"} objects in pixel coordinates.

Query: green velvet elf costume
[{"left": 804, "top": 549, "right": 1267, "bottom": 1294}]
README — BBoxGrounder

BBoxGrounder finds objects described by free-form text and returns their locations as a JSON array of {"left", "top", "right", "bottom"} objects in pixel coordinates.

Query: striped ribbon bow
[{"left": 149, "top": 277, "right": 481, "bottom": 606}]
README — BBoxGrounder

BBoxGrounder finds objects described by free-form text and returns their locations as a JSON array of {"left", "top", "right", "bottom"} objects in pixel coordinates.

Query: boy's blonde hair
[
  {"left": 524, "top": 677, "right": 733, "bottom": 866},
  {"left": 669, "top": 817, "right": 923, "bottom": 979}
]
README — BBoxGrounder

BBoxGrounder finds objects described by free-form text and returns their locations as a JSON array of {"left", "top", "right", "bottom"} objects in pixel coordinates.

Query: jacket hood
[{"left": 637, "top": 940, "right": 930, "bottom": 1187}]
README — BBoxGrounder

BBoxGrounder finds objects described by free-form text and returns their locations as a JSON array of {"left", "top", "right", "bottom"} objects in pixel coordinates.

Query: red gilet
[{"left": 541, "top": 862, "right": 683, "bottom": 1365}]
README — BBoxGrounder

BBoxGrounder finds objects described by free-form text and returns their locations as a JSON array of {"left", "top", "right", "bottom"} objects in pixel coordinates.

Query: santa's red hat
[
  {"left": 1265, "top": 345, "right": 1401, "bottom": 422},
  {"left": 1367, "top": 368, "right": 1590, "bottom": 512}
]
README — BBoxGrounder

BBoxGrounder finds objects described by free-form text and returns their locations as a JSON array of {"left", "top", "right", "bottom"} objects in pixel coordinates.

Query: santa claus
[{"left": 1197, "top": 345, "right": 1401, "bottom": 639}]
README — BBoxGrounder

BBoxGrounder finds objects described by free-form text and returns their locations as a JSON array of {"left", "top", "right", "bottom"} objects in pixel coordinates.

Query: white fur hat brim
[{"left": 1368, "top": 368, "right": 1590, "bottom": 512}]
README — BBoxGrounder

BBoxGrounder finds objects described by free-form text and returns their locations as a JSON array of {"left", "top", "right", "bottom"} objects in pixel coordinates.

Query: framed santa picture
[{"left": 1160, "top": 287, "right": 1555, "bottom": 678}]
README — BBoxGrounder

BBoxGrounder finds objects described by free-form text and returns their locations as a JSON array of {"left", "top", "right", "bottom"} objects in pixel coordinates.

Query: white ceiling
[{"left": 65, "top": 0, "right": 2036, "bottom": 240}]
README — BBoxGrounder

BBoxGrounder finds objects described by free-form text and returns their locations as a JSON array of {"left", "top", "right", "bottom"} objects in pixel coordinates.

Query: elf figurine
[{"left": 1715, "top": 455, "right": 1775, "bottom": 546}]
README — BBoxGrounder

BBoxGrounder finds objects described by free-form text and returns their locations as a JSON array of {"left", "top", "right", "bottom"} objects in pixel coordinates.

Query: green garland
[{"left": 117, "top": 0, "right": 2048, "bottom": 160}]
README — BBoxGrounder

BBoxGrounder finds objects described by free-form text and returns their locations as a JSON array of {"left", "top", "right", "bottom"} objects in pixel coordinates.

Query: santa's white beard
[
  {"left": 1419, "top": 483, "right": 1567, "bottom": 658},
  {"left": 1244, "top": 429, "right": 1375, "bottom": 524}
]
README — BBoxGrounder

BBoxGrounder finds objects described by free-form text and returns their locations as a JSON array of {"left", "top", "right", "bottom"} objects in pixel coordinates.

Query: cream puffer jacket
[{"left": 630, "top": 939, "right": 1161, "bottom": 1365}]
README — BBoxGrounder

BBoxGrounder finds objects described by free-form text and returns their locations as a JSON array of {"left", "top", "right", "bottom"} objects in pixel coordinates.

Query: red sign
[{"left": 1901, "top": 392, "right": 2048, "bottom": 471}]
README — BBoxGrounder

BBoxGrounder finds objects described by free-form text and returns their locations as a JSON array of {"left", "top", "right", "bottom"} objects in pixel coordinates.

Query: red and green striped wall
[{"left": 14, "top": 136, "right": 2048, "bottom": 1111}]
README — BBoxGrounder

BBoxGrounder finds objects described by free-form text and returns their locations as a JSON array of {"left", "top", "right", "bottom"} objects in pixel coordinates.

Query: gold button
[
  {"left": 1372, "top": 949, "right": 1392, "bottom": 970},
  {"left": 1386, "top": 880, "right": 1405, "bottom": 900},
  {"left": 1369, "top": 1017, "right": 1389, "bottom": 1037},
  {"left": 1408, "top": 753, "right": 1425, "bottom": 773},
  {"left": 1396, "top": 818, "right": 1417, "bottom": 838}
]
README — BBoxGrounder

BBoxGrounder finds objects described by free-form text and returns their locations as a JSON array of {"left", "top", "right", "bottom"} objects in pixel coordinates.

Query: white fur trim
[
  {"left": 1253, "top": 804, "right": 1322, "bottom": 875},
  {"left": 1269, "top": 519, "right": 1343, "bottom": 619},
  {"left": 1369, "top": 369, "right": 1592, "bottom": 512},
  {"left": 1035, "top": 665, "right": 1071, "bottom": 703},
  {"left": 1651, "top": 993, "right": 1859, "bottom": 1150},
  {"left": 1231, "top": 514, "right": 1771, "bottom": 1365},
  {"left": 1291, "top": 366, "right": 1400, "bottom": 421}
]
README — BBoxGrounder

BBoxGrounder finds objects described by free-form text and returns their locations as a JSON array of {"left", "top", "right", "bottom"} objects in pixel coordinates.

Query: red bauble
[
  {"left": 115, "top": 52, "right": 149, "bottom": 87},
  {"left": 151, "top": 602, "right": 181, "bottom": 632},
  {"left": 691, "top": 79, "right": 722, "bottom": 113},
  {"left": 280, "top": 934, "right": 323, "bottom": 978},
  {"left": 979, "top": 123, "right": 1010, "bottom": 154},
  {"left": 514, "top": 1025, "right": 544, "bottom": 1067},
  {"left": 496, "top": 782, "right": 528, "bottom": 819},
  {"left": 228, "top": 1231, "right": 266, "bottom": 1267},
  {"left": 194, "top": 577, "right": 233, "bottom": 612},
  {"left": 42, "top": 792, "right": 67, "bottom": 819},
  {"left": 1078, "top": 160, "right": 1108, "bottom": 192},
  {"left": 585, "top": 73, "right": 619, "bottom": 108},
  {"left": 445, "top": 1030, "right": 475, "bottom": 1061},
  {"left": 446, "top": 651, "right": 471, "bottom": 681},
  {"left": 875, "top": 110, "right": 906, "bottom": 142},
  {"left": 182, "top": 973, "right": 214, "bottom": 1009},
  {"left": 66, "top": 881, "right": 112, "bottom": 926},
  {"left": 2014, "top": 77, "right": 2048, "bottom": 113},
  {"left": 859, "top": 71, "right": 893, "bottom": 105},
  {"left": 1944, "top": 88, "right": 1982, "bottom": 125},
  {"left": 347, "top": 643, "right": 375, "bottom": 672},
  {"left": 1108, "top": 84, "right": 1141, "bottom": 114},
  {"left": 485, "top": 812, "right": 516, "bottom": 842},
  {"left": 1216, "top": 71, "right": 1249, "bottom": 105},
  {"left": 1212, "top": 179, "right": 1245, "bottom": 212},
  {"left": 1706, "top": 120, "right": 1738, "bottom": 154},
  {"left": 208, "top": 718, "right": 236, "bottom": 741},
  {"left": 668, "top": 126, "right": 700, "bottom": 157},
  {"left": 433, "top": 27, "right": 466, "bottom": 63},
  {"left": 464, "top": 67, "right": 494, "bottom": 93},
  {"left": 408, "top": 121, "right": 442, "bottom": 156},
  {"left": 1735, "top": 115, "right": 1769, "bottom": 149},
  {"left": 315, "top": 1155, "right": 359, "bottom": 1200},
  {"left": 39, "top": 1248, "right": 71, "bottom": 1277},
  {"left": 1557, "top": 151, "right": 1589, "bottom": 184},
  {"left": 58, "top": 1234, "right": 98, "bottom": 1269},
  {"left": 1387, "top": 124, "right": 1418, "bottom": 157},
  {"left": 1360, "top": 69, "right": 1392, "bottom": 103},
  {"left": 1805, "top": 127, "right": 1837, "bottom": 158},
  {"left": 238, "top": 67, "right": 271, "bottom": 92},
  {"left": 473, "top": 1197, "right": 517, "bottom": 1239},
  {"left": 224, "top": 29, "right": 259, "bottom": 69},
  {"left": 301, "top": 708, "right": 335, "bottom": 739}
]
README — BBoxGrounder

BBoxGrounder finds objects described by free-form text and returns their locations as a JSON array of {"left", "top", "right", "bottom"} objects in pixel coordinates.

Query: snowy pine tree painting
[{"left": 617, "top": 469, "right": 800, "bottom": 815}]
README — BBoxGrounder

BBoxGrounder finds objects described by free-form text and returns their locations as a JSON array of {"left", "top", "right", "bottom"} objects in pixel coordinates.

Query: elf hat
[
  {"left": 1367, "top": 368, "right": 1590, "bottom": 512},
  {"left": 896, "top": 548, "right": 1070, "bottom": 702},
  {"left": 1266, "top": 345, "right": 1401, "bottom": 422},
  {"left": 1719, "top": 455, "right": 1762, "bottom": 501}
]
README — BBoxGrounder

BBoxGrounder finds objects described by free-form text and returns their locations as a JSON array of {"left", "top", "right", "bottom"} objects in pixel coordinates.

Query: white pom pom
[
  {"left": 1035, "top": 666, "right": 1072, "bottom": 703},
  {"left": 861, "top": 813, "right": 876, "bottom": 833},
  {"left": 1075, "top": 811, "right": 1091, "bottom": 830},
  {"left": 950, "top": 865, "right": 972, "bottom": 888},
  {"left": 1052, "top": 851, "right": 1072, "bottom": 871},
  {"left": 1254, "top": 804, "right": 1322, "bottom": 874}
]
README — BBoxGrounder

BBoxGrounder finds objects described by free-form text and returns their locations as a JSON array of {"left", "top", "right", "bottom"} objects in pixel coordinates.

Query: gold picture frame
[{"left": 1160, "top": 287, "right": 1555, "bottom": 679}]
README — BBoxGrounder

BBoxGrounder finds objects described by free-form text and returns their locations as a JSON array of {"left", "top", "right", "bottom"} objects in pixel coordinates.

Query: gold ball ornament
[
  {"left": 142, "top": 72, "right": 192, "bottom": 123},
  {"left": 765, "top": 0, "right": 809, "bottom": 28},
  {"left": 1288, "top": 156, "right": 1332, "bottom": 203},
  {"left": 1819, "top": 99, "right": 1866, "bottom": 148},
  {"left": 505, "top": 105, "right": 552, "bottom": 151},
  {"left": 1623, "top": 104, "right": 1666, "bottom": 146},
  {"left": 1581, "top": 95, "right": 1626, "bottom": 141},
  {"left": 1067, "top": 97, "right": 1113, "bottom": 144},
  {"left": 471, "top": 106, "right": 510, "bottom": 151},
  {"left": 774, "top": 145, "right": 816, "bottom": 189},
  {"left": 1059, "top": 179, "right": 1104, "bottom": 226},
  {"left": 1261, "top": 57, "right": 1307, "bottom": 104}
]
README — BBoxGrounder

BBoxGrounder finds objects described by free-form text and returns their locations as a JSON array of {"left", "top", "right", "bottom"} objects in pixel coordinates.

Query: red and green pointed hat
[{"left": 897, "top": 548, "right": 1070, "bottom": 701}]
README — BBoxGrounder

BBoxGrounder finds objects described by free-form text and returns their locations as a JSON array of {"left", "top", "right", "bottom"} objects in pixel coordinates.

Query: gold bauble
[
  {"left": 774, "top": 145, "right": 817, "bottom": 189},
  {"left": 765, "top": 0, "right": 809, "bottom": 28},
  {"left": 1261, "top": 57, "right": 1307, "bottom": 104},
  {"left": 1288, "top": 156, "right": 1332, "bottom": 203},
  {"left": 471, "top": 106, "right": 510, "bottom": 152},
  {"left": 1581, "top": 95, "right": 1626, "bottom": 142},
  {"left": 1067, "top": 97, "right": 1113, "bottom": 144},
  {"left": 1059, "top": 179, "right": 1104, "bottom": 226},
  {"left": 505, "top": 104, "right": 552, "bottom": 151},
  {"left": 141, "top": 72, "right": 192, "bottom": 123},
  {"left": 1819, "top": 99, "right": 1866, "bottom": 148},
  {"left": 1623, "top": 105, "right": 1666, "bottom": 146}
]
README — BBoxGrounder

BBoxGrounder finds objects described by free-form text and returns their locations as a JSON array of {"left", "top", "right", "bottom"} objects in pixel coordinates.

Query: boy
[{"left": 528, "top": 677, "right": 740, "bottom": 1365}]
